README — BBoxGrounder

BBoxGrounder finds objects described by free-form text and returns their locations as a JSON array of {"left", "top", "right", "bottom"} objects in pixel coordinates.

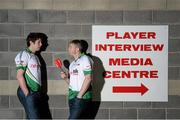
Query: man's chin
[{"left": 36, "top": 48, "right": 41, "bottom": 52}]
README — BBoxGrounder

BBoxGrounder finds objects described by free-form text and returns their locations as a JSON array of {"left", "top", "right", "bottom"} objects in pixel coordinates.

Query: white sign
[{"left": 92, "top": 25, "right": 168, "bottom": 101}]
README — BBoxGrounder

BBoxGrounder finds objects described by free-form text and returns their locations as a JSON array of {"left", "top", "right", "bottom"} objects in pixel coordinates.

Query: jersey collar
[
  {"left": 74, "top": 53, "right": 85, "bottom": 62},
  {"left": 26, "top": 48, "right": 33, "bottom": 53}
]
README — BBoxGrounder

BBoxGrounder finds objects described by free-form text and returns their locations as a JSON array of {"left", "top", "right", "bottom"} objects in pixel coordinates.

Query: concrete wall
[{"left": 0, "top": 0, "right": 180, "bottom": 119}]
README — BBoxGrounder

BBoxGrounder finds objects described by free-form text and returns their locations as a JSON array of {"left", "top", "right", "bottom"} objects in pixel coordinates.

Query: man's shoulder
[
  {"left": 15, "top": 49, "right": 30, "bottom": 59},
  {"left": 81, "top": 55, "right": 89, "bottom": 60},
  {"left": 81, "top": 55, "right": 93, "bottom": 62}
]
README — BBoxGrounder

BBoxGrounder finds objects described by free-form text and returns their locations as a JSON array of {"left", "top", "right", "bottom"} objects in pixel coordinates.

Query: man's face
[
  {"left": 68, "top": 43, "right": 79, "bottom": 56},
  {"left": 30, "top": 39, "right": 42, "bottom": 52}
]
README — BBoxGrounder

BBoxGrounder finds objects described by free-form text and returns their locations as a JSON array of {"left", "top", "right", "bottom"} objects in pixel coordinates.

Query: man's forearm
[
  {"left": 77, "top": 75, "right": 91, "bottom": 98},
  {"left": 17, "top": 76, "right": 29, "bottom": 96}
]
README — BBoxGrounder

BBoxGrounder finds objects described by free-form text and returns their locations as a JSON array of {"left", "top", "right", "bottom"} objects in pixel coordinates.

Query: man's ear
[
  {"left": 29, "top": 41, "right": 33, "bottom": 45},
  {"left": 76, "top": 47, "right": 81, "bottom": 53}
]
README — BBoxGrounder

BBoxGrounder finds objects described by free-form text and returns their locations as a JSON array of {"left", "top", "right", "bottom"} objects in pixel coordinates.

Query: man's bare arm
[
  {"left": 77, "top": 74, "right": 92, "bottom": 98},
  {"left": 16, "top": 69, "right": 29, "bottom": 96}
]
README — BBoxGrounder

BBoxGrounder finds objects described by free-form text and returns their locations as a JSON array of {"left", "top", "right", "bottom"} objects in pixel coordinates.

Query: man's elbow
[
  {"left": 16, "top": 74, "right": 24, "bottom": 80},
  {"left": 16, "top": 74, "right": 22, "bottom": 80},
  {"left": 16, "top": 71, "right": 24, "bottom": 80}
]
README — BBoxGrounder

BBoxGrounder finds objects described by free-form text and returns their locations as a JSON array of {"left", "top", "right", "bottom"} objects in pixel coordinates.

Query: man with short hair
[
  {"left": 61, "top": 39, "right": 93, "bottom": 119},
  {"left": 15, "top": 33, "right": 51, "bottom": 119}
]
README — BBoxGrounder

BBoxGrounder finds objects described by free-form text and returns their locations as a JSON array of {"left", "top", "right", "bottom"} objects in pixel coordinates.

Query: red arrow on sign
[{"left": 112, "top": 83, "right": 149, "bottom": 96}]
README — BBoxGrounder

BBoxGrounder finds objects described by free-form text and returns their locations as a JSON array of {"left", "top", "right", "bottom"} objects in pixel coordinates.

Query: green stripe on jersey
[
  {"left": 16, "top": 66, "right": 40, "bottom": 91},
  {"left": 83, "top": 70, "right": 92, "bottom": 75},
  {"left": 25, "top": 73, "right": 40, "bottom": 92},
  {"left": 16, "top": 65, "right": 27, "bottom": 71},
  {"left": 26, "top": 68, "right": 39, "bottom": 82},
  {"left": 68, "top": 89, "right": 92, "bottom": 100}
]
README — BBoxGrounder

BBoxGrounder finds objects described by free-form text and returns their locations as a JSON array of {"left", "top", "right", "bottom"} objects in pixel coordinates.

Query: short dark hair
[{"left": 26, "top": 33, "right": 47, "bottom": 47}]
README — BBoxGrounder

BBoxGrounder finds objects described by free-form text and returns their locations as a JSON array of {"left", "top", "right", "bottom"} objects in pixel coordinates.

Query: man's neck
[
  {"left": 74, "top": 52, "right": 81, "bottom": 60},
  {"left": 28, "top": 47, "right": 35, "bottom": 54}
]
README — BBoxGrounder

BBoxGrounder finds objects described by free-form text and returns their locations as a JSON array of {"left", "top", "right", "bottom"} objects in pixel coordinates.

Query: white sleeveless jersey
[{"left": 15, "top": 48, "right": 41, "bottom": 91}]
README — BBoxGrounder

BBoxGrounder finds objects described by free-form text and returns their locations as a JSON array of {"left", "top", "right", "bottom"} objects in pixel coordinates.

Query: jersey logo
[
  {"left": 86, "top": 65, "right": 91, "bottom": 68},
  {"left": 17, "top": 60, "right": 24, "bottom": 64},
  {"left": 73, "top": 69, "right": 78, "bottom": 75},
  {"left": 30, "top": 64, "right": 40, "bottom": 68},
  {"left": 75, "top": 63, "right": 80, "bottom": 66}
]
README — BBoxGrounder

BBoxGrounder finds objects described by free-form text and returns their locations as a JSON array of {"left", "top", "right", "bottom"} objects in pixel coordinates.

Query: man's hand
[
  {"left": 24, "top": 91, "right": 29, "bottom": 97},
  {"left": 60, "top": 72, "right": 68, "bottom": 79},
  {"left": 77, "top": 74, "right": 92, "bottom": 99},
  {"left": 60, "top": 72, "right": 69, "bottom": 84},
  {"left": 76, "top": 95, "right": 82, "bottom": 99},
  {"left": 16, "top": 69, "right": 29, "bottom": 97}
]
